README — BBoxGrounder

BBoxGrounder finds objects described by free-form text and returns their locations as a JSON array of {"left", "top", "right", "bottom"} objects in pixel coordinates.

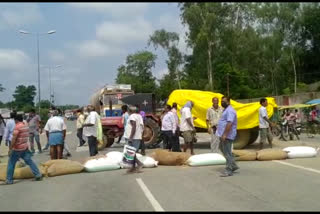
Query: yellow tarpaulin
[
  {"left": 278, "top": 104, "right": 316, "bottom": 110},
  {"left": 167, "top": 90, "right": 277, "bottom": 130}
]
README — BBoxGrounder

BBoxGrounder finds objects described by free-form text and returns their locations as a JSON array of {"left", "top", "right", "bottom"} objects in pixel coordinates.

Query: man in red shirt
[{"left": 5, "top": 114, "right": 42, "bottom": 184}]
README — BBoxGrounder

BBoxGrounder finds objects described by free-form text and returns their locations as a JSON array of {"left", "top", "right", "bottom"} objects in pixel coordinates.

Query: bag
[
  {"left": 122, "top": 145, "right": 137, "bottom": 166},
  {"left": 149, "top": 149, "right": 191, "bottom": 166},
  {"left": 232, "top": 150, "right": 257, "bottom": 161},
  {"left": 187, "top": 153, "right": 226, "bottom": 166},
  {"left": 47, "top": 161, "right": 84, "bottom": 177},
  {"left": 136, "top": 154, "right": 158, "bottom": 168},
  {"left": 106, "top": 151, "right": 124, "bottom": 164},
  {"left": 0, "top": 165, "right": 45, "bottom": 181},
  {"left": 256, "top": 149, "right": 287, "bottom": 161},
  {"left": 84, "top": 157, "right": 120, "bottom": 172},
  {"left": 283, "top": 146, "right": 318, "bottom": 159}
]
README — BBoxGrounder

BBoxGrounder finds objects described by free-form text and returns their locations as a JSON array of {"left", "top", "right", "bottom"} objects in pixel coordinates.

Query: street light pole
[
  {"left": 49, "top": 67, "right": 52, "bottom": 108},
  {"left": 37, "top": 32, "right": 41, "bottom": 115},
  {"left": 19, "top": 29, "right": 56, "bottom": 115}
]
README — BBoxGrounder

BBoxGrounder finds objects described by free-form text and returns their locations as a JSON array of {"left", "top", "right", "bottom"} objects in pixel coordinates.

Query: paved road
[{"left": 0, "top": 120, "right": 320, "bottom": 211}]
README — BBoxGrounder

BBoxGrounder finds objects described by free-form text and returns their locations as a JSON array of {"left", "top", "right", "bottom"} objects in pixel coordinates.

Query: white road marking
[
  {"left": 273, "top": 160, "right": 320, "bottom": 175},
  {"left": 136, "top": 178, "right": 164, "bottom": 212}
]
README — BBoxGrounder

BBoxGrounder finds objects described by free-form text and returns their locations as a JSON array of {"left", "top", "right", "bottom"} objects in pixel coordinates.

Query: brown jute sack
[
  {"left": 47, "top": 161, "right": 84, "bottom": 177},
  {"left": 150, "top": 149, "right": 191, "bottom": 166},
  {"left": 41, "top": 159, "right": 73, "bottom": 168},
  {"left": 257, "top": 149, "right": 288, "bottom": 161},
  {"left": 0, "top": 165, "right": 45, "bottom": 181},
  {"left": 232, "top": 150, "right": 257, "bottom": 161}
]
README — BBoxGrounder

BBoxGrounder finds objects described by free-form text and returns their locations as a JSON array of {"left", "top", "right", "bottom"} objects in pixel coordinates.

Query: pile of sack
[
  {"left": 84, "top": 145, "right": 159, "bottom": 173},
  {"left": 232, "top": 146, "right": 319, "bottom": 161},
  {"left": 40, "top": 159, "right": 84, "bottom": 177},
  {"left": 150, "top": 149, "right": 227, "bottom": 167}
]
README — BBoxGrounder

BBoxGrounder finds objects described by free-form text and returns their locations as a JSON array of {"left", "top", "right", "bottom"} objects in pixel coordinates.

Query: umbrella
[{"left": 306, "top": 99, "right": 320, "bottom": 105}]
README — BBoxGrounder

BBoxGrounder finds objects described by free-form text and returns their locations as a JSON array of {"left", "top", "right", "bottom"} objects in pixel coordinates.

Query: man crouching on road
[
  {"left": 216, "top": 96, "right": 239, "bottom": 177},
  {"left": 6, "top": 114, "right": 42, "bottom": 184}
]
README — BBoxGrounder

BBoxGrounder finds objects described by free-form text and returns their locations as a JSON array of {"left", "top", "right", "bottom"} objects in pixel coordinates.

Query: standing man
[
  {"left": 161, "top": 105, "right": 178, "bottom": 151},
  {"left": 0, "top": 114, "right": 6, "bottom": 146},
  {"left": 136, "top": 105, "right": 146, "bottom": 156},
  {"left": 44, "top": 110, "right": 67, "bottom": 160},
  {"left": 216, "top": 96, "right": 239, "bottom": 177},
  {"left": 116, "top": 105, "right": 129, "bottom": 144},
  {"left": 180, "top": 101, "right": 196, "bottom": 155},
  {"left": 206, "top": 97, "right": 223, "bottom": 153},
  {"left": 83, "top": 105, "right": 99, "bottom": 157},
  {"left": 27, "top": 109, "right": 42, "bottom": 154},
  {"left": 259, "top": 98, "right": 274, "bottom": 149},
  {"left": 123, "top": 106, "right": 144, "bottom": 173},
  {"left": 171, "top": 103, "right": 181, "bottom": 151},
  {"left": 3, "top": 111, "right": 17, "bottom": 147},
  {"left": 57, "top": 109, "right": 72, "bottom": 158},
  {"left": 6, "top": 114, "right": 42, "bottom": 184},
  {"left": 76, "top": 108, "right": 86, "bottom": 147}
]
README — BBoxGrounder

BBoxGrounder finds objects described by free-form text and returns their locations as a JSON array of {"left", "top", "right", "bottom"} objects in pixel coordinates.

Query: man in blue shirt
[{"left": 216, "top": 96, "right": 239, "bottom": 177}]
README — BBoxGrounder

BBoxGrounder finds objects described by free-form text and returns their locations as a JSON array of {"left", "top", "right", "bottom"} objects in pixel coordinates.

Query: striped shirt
[{"left": 12, "top": 122, "right": 29, "bottom": 151}]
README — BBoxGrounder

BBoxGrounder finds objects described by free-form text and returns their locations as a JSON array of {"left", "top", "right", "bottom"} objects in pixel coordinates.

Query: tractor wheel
[
  {"left": 233, "top": 129, "right": 251, "bottom": 150},
  {"left": 248, "top": 127, "right": 259, "bottom": 145},
  {"left": 143, "top": 118, "right": 160, "bottom": 148},
  {"left": 105, "top": 135, "right": 115, "bottom": 148}
]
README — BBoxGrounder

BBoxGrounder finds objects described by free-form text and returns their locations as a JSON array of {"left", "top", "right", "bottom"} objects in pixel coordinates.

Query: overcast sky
[{"left": 0, "top": 3, "right": 190, "bottom": 106}]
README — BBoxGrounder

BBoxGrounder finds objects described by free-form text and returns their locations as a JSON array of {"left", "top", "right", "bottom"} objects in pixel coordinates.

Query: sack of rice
[
  {"left": 187, "top": 153, "right": 226, "bottom": 166},
  {"left": 41, "top": 159, "right": 74, "bottom": 168},
  {"left": 283, "top": 146, "right": 318, "bottom": 159},
  {"left": 106, "top": 151, "right": 124, "bottom": 164},
  {"left": 85, "top": 157, "right": 120, "bottom": 172},
  {"left": 136, "top": 154, "right": 158, "bottom": 168},
  {"left": 150, "top": 149, "right": 191, "bottom": 166},
  {"left": 257, "top": 149, "right": 287, "bottom": 161},
  {"left": 232, "top": 150, "right": 257, "bottom": 161},
  {"left": 47, "top": 160, "right": 84, "bottom": 177}
]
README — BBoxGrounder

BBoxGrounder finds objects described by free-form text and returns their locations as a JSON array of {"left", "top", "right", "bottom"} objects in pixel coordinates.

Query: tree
[
  {"left": 35, "top": 100, "right": 51, "bottom": 109},
  {"left": 148, "top": 29, "right": 183, "bottom": 90},
  {"left": 116, "top": 51, "right": 157, "bottom": 93},
  {"left": 180, "top": 3, "right": 231, "bottom": 91},
  {"left": 12, "top": 85, "right": 37, "bottom": 110}
]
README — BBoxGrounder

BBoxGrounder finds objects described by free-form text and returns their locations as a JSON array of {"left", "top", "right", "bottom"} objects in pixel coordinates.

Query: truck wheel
[
  {"left": 143, "top": 118, "right": 160, "bottom": 148},
  {"left": 233, "top": 129, "right": 251, "bottom": 149}
]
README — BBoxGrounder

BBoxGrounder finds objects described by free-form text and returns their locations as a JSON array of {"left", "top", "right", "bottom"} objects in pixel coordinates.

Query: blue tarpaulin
[{"left": 306, "top": 99, "right": 320, "bottom": 105}]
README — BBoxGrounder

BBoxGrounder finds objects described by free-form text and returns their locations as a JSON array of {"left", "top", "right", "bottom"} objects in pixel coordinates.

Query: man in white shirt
[
  {"left": 3, "top": 111, "right": 17, "bottom": 147},
  {"left": 259, "top": 98, "right": 274, "bottom": 150},
  {"left": 123, "top": 106, "right": 144, "bottom": 173},
  {"left": 83, "top": 105, "right": 100, "bottom": 157},
  {"left": 206, "top": 97, "right": 223, "bottom": 153},
  {"left": 161, "top": 105, "right": 178, "bottom": 151},
  {"left": 44, "top": 110, "right": 67, "bottom": 159},
  {"left": 180, "top": 101, "right": 196, "bottom": 155}
]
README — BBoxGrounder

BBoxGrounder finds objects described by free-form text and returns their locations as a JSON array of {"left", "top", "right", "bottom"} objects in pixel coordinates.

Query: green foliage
[
  {"left": 116, "top": 50, "right": 157, "bottom": 93},
  {"left": 12, "top": 85, "right": 36, "bottom": 110},
  {"left": 36, "top": 100, "right": 51, "bottom": 109}
]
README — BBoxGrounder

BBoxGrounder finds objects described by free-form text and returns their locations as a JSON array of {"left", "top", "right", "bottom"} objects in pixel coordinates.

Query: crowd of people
[{"left": 1, "top": 96, "right": 320, "bottom": 183}]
